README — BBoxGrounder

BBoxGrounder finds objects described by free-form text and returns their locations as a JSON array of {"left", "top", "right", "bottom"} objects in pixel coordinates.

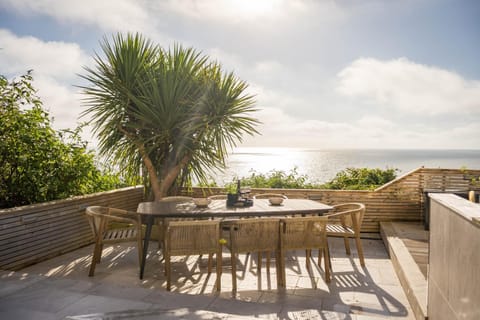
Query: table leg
[
  {"left": 140, "top": 216, "right": 153, "bottom": 279},
  {"left": 276, "top": 250, "right": 284, "bottom": 288}
]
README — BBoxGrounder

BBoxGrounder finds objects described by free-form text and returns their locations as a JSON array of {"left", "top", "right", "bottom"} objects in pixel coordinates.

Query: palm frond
[{"left": 79, "top": 33, "right": 260, "bottom": 197}]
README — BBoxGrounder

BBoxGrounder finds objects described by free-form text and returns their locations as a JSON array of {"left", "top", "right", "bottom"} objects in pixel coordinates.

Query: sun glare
[{"left": 230, "top": 0, "right": 278, "bottom": 16}]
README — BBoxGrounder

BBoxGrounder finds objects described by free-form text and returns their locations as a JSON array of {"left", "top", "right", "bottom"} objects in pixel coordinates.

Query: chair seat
[
  {"left": 325, "top": 203, "right": 366, "bottom": 267},
  {"left": 85, "top": 206, "right": 143, "bottom": 277},
  {"left": 103, "top": 227, "right": 139, "bottom": 241},
  {"left": 326, "top": 224, "right": 354, "bottom": 235}
]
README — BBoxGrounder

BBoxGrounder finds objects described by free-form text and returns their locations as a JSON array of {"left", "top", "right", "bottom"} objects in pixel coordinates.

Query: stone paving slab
[{"left": 0, "top": 238, "right": 416, "bottom": 319}]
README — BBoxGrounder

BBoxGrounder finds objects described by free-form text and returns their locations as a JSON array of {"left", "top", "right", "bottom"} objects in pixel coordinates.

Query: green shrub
[
  {"left": 220, "top": 167, "right": 398, "bottom": 191},
  {"left": 242, "top": 168, "right": 314, "bottom": 189},
  {"left": 228, "top": 168, "right": 321, "bottom": 189},
  {"left": 321, "top": 167, "right": 398, "bottom": 190},
  {"left": 0, "top": 72, "right": 134, "bottom": 208}
]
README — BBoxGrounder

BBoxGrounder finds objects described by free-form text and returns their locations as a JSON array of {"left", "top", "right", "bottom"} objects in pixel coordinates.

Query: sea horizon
[{"left": 209, "top": 148, "right": 480, "bottom": 185}]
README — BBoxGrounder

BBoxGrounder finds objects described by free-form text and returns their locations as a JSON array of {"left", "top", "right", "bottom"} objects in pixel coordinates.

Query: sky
[{"left": 1, "top": 0, "right": 479, "bottom": 150}]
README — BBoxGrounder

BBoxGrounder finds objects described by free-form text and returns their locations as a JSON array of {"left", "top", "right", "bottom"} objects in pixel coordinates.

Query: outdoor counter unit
[{"left": 428, "top": 193, "right": 480, "bottom": 320}]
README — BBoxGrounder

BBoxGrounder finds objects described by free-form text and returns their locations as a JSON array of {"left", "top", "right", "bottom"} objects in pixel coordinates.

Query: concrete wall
[{"left": 428, "top": 193, "right": 480, "bottom": 320}]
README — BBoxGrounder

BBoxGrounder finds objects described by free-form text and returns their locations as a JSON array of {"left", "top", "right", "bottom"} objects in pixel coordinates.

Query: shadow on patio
[{"left": 0, "top": 237, "right": 414, "bottom": 319}]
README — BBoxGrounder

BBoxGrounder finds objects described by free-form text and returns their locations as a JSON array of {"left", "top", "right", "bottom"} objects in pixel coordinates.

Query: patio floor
[{"left": 1, "top": 237, "right": 415, "bottom": 319}]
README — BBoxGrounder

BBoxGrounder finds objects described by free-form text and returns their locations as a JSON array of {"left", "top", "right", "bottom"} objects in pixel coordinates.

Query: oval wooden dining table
[{"left": 136, "top": 199, "right": 333, "bottom": 279}]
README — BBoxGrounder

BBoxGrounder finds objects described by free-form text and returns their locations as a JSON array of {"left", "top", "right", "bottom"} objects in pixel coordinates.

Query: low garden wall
[{"left": 0, "top": 186, "right": 144, "bottom": 271}]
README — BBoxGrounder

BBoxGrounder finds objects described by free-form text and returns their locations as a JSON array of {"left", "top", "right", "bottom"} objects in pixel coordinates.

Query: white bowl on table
[
  {"left": 268, "top": 197, "right": 284, "bottom": 206},
  {"left": 193, "top": 198, "right": 212, "bottom": 208}
]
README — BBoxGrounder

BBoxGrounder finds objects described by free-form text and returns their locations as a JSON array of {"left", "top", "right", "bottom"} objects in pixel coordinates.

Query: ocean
[{"left": 210, "top": 148, "right": 480, "bottom": 185}]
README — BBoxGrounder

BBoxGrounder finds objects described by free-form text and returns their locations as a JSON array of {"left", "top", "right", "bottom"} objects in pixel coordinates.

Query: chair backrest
[
  {"left": 165, "top": 220, "right": 221, "bottom": 256},
  {"left": 85, "top": 206, "right": 140, "bottom": 242},
  {"left": 280, "top": 216, "right": 329, "bottom": 250},
  {"left": 253, "top": 193, "right": 288, "bottom": 199},
  {"left": 328, "top": 203, "right": 366, "bottom": 233},
  {"left": 85, "top": 206, "right": 107, "bottom": 238},
  {"left": 224, "top": 218, "right": 280, "bottom": 253}
]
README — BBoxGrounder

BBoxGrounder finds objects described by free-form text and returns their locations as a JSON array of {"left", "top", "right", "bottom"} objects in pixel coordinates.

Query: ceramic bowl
[
  {"left": 268, "top": 197, "right": 284, "bottom": 205},
  {"left": 193, "top": 198, "right": 212, "bottom": 207}
]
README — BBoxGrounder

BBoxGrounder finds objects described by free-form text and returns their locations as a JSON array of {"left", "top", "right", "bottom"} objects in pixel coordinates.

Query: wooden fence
[
  {"left": 1, "top": 167, "right": 479, "bottom": 271},
  {"left": 0, "top": 186, "right": 144, "bottom": 271},
  {"left": 188, "top": 167, "right": 480, "bottom": 234}
]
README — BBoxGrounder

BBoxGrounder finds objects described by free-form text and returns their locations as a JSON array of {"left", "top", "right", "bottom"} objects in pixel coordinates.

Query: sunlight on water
[
  {"left": 230, "top": 147, "right": 309, "bottom": 174},
  {"left": 208, "top": 148, "right": 480, "bottom": 186}
]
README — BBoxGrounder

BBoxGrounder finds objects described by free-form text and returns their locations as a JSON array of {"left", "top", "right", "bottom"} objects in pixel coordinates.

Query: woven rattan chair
[
  {"left": 326, "top": 203, "right": 366, "bottom": 267},
  {"left": 222, "top": 218, "right": 280, "bottom": 293},
  {"left": 156, "top": 196, "right": 194, "bottom": 250},
  {"left": 164, "top": 220, "right": 222, "bottom": 291},
  {"left": 279, "top": 216, "right": 330, "bottom": 286},
  {"left": 249, "top": 194, "right": 288, "bottom": 261},
  {"left": 85, "top": 206, "right": 143, "bottom": 277}
]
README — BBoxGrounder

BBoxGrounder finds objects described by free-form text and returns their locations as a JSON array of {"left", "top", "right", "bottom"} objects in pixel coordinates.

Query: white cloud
[
  {"left": 337, "top": 57, "right": 480, "bottom": 115},
  {"left": 0, "top": 30, "right": 90, "bottom": 138},
  {"left": 153, "top": 0, "right": 347, "bottom": 29},
  {"left": 33, "top": 75, "right": 83, "bottom": 127},
  {"left": 241, "top": 107, "right": 480, "bottom": 149},
  {"left": 0, "top": 0, "right": 151, "bottom": 33},
  {"left": 0, "top": 29, "right": 90, "bottom": 80},
  {"left": 357, "top": 115, "right": 395, "bottom": 129},
  {"left": 156, "top": 0, "right": 298, "bottom": 23}
]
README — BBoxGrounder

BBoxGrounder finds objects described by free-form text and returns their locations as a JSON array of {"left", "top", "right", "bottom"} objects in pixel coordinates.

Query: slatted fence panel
[
  {"left": 0, "top": 186, "right": 144, "bottom": 271},
  {"left": 188, "top": 167, "right": 480, "bottom": 234}
]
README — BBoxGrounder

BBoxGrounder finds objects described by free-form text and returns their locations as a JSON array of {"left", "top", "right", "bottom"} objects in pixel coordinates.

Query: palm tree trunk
[
  {"left": 137, "top": 145, "right": 163, "bottom": 200},
  {"left": 117, "top": 124, "right": 164, "bottom": 200},
  {"left": 158, "top": 154, "right": 191, "bottom": 198}
]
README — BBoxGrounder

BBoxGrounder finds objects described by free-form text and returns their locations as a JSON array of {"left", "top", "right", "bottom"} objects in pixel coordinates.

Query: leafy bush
[
  {"left": 220, "top": 167, "right": 397, "bottom": 191},
  {"left": 0, "top": 72, "right": 133, "bottom": 208},
  {"left": 321, "top": 167, "right": 398, "bottom": 190},
  {"left": 229, "top": 168, "right": 321, "bottom": 189}
]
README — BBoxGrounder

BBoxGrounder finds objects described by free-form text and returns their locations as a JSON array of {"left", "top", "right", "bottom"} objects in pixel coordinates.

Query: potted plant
[{"left": 224, "top": 181, "right": 239, "bottom": 206}]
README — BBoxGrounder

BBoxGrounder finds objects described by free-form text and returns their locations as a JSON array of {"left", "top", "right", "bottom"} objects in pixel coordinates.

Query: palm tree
[{"left": 79, "top": 33, "right": 259, "bottom": 199}]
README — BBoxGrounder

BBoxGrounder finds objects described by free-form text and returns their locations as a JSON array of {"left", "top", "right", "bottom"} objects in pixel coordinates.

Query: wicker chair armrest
[
  {"left": 326, "top": 202, "right": 365, "bottom": 218},
  {"left": 107, "top": 214, "right": 139, "bottom": 225},
  {"left": 324, "top": 211, "right": 351, "bottom": 218},
  {"left": 108, "top": 208, "right": 141, "bottom": 223},
  {"left": 122, "top": 211, "right": 142, "bottom": 222},
  {"left": 88, "top": 211, "right": 139, "bottom": 225}
]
